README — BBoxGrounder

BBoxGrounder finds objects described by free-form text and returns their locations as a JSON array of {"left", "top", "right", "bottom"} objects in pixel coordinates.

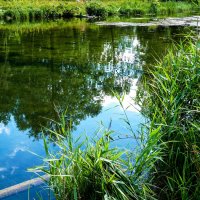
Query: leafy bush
[
  {"left": 31, "top": 109, "right": 163, "bottom": 200},
  {"left": 119, "top": 2, "right": 146, "bottom": 16},
  {"left": 86, "top": 2, "right": 108, "bottom": 17},
  {"left": 149, "top": 0, "right": 160, "bottom": 15}
]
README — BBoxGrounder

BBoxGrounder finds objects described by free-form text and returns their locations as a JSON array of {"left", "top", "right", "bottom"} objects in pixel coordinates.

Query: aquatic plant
[
  {"left": 86, "top": 2, "right": 108, "bottom": 17},
  {"left": 137, "top": 38, "right": 200, "bottom": 199},
  {"left": 0, "top": 1, "right": 85, "bottom": 21},
  {"left": 30, "top": 107, "right": 163, "bottom": 200},
  {"left": 149, "top": 0, "right": 160, "bottom": 15}
]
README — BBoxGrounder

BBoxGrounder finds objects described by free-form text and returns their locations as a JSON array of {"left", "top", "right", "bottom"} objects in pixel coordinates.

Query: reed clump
[
  {"left": 31, "top": 111, "right": 163, "bottom": 200},
  {"left": 0, "top": 0, "right": 199, "bottom": 21},
  {"left": 137, "top": 38, "right": 200, "bottom": 199}
]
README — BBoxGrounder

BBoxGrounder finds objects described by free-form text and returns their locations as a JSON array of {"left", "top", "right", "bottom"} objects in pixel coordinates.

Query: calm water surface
[{"left": 0, "top": 19, "right": 192, "bottom": 199}]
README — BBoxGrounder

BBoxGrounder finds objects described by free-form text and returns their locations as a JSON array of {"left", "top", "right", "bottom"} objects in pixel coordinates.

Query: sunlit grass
[
  {"left": 0, "top": 0, "right": 198, "bottom": 20},
  {"left": 137, "top": 38, "right": 200, "bottom": 199},
  {"left": 30, "top": 107, "right": 163, "bottom": 200}
]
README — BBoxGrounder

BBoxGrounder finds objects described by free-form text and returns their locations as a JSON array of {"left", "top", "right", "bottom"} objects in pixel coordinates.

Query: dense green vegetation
[
  {"left": 0, "top": 0, "right": 199, "bottom": 21},
  {"left": 32, "top": 111, "right": 162, "bottom": 200},
  {"left": 31, "top": 37, "right": 200, "bottom": 199},
  {"left": 137, "top": 39, "right": 200, "bottom": 199}
]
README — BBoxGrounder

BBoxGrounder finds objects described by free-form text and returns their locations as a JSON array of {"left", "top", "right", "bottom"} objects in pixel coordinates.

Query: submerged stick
[{"left": 0, "top": 175, "right": 49, "bottom": 199}]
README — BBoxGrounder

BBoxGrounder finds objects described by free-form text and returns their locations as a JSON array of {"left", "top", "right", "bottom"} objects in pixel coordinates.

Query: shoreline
[{"left": 0, "top": 1, "right": 199, "bottom": 22}]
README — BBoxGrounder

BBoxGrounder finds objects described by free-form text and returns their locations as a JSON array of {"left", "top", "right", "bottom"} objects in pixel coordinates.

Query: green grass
[
  {"left": 159, "top": 1, "right": 197, "bottom": 15},
  {"left": 0, "top": 0, "right": 85, "bottom": 20},
  {"left": 30, "top": 110, "right": 163, "bottom": 200},
  {"left": 0, "top": 0, "right": 199, "bottom": 21},
  {"left": 137, "top": 38, "right": 200, "bottom": 199}
]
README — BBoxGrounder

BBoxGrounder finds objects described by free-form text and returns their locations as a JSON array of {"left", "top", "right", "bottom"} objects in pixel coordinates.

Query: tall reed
[
  {"left": 137, "top": 38, "right": 200, "bottom": 199},
  {"left": 31, "top": 108, "right": 163, "bottom": 200},
  {"left": 32, "top": 37, "right": 199, "bottom": 200}
]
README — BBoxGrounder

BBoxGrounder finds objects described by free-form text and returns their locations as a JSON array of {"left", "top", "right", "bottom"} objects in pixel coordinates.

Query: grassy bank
[
  {"left": 31, "top": 112, "right": 162, "bottom": 200},
  {"left": 0, "top": 0, "right": 199, "bottom": 21},
  {"left": 31, "top": 37, "right": 200, "bottom": 199}
]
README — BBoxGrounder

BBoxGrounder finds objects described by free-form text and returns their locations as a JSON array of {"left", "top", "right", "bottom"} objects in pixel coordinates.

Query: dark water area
[{"left": 0, "top": 19, "right": 193, "bottom": 199}]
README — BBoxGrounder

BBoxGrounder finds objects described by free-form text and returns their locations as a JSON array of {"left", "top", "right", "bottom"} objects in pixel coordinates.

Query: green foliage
[
  {"left": 149, "top": 0, "right": 160, "bottom": 15},
  {"left": 86, "top": 2, "right": 108, "bottom": 17},
  {"left": 0, "top": 0, "right": 199, "bottom": 21},
  {"left": 30, "top": 106, "right": 164, "bottom": 199},
  {"left": 119, "top": 1, "right": 147, "bottom": 16},
  {"left": 0, "top": 1, "right": 84, "bottom": 21},
  {"left": 158, "top": 1, "right": 195, "bottom": 15},
  {"left": 137, "top": 39, "right": 200, "bottom": 199}
]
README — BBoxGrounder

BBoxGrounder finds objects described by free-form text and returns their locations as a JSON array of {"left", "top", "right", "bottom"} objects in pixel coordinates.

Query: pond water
[{"left": 0, "top": 19, "right": 193, "bottom": 199}]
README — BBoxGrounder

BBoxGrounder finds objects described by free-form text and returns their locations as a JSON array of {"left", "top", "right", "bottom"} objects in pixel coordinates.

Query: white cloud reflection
[
  {"left": 1, "top": 175, "right": 5, "bottom": 179},
  {"left": 11, "top": 166, "right": 18, "bottom": 175},
  {"left": 9, "top": 146, "right": 27, "bottom": 158},
  {"left": 103, "top": 79, "right": 141, "bottom": 113},
  {"left": 0, "top": 123, "right": 10, "bottom": 135},
  {"left": 0, "top": 167, "right": 7, "bottom": 172}
]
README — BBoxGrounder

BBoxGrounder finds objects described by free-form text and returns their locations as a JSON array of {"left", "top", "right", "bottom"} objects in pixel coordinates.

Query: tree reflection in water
[{"left": 0, "top": 21, "right": 186, "bottom": 140}]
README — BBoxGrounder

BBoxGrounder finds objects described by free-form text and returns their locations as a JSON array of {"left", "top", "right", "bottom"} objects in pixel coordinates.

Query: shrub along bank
[{"left": 0, "top": 0, "right": 199, "bottom": 21}]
